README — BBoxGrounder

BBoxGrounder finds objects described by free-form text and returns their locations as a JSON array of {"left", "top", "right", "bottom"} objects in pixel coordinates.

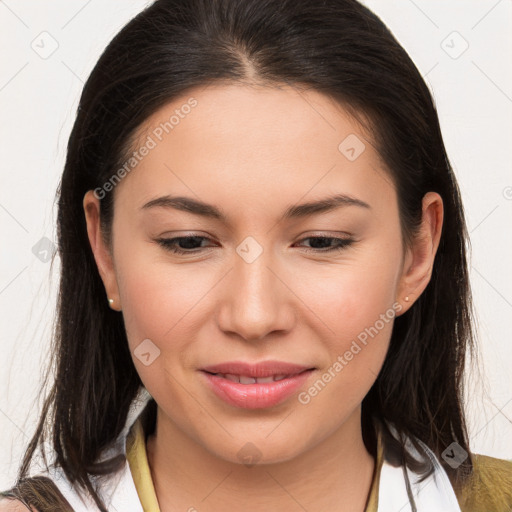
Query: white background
[{"left": 1, "top": 0, "right": 511, "bottom": 490}]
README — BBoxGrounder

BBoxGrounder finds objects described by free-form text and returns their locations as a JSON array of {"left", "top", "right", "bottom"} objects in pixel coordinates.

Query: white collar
[
  {"left": 378, "top": 428, "right": 462, "bottom": 511},
  {"left": 42, "top": 387, "right": 152, "bottom": 512},
  {"left": 39, "top": 388, "right": 462, "bottom": 511}
]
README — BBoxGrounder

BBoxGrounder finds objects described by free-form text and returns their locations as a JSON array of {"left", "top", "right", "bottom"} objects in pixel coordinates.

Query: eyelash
[{"left": 155, "top": 235, "right": 354, "bottom": 255}]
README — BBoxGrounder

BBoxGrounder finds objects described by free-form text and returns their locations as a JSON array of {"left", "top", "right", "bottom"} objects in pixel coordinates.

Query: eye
[
  {"left": 155, "top": 234, "right": 354, "bottom": 255},
  {"left": 155, "top": 235, "right": 215, "bottom": 255},
  {"left": 295, "top": 236, "right": 354, "bottom": 253}
]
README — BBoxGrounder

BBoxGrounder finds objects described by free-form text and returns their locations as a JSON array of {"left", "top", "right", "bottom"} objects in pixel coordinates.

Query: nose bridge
[{"left": 217, "top": 241, "right": 294, "bottom": 341}]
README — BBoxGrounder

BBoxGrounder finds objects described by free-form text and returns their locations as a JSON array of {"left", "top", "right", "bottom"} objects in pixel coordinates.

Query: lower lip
[{"left": 200, "top": 369, "right": 315, "bottom": 409}]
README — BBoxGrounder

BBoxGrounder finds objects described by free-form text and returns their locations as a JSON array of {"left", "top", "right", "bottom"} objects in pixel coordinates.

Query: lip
[
  {"left": 201, "top": 360, "right": 313, "bottom": 378},
  {"left": 199, "top": 360, "right": 316, "bottom": 409}
]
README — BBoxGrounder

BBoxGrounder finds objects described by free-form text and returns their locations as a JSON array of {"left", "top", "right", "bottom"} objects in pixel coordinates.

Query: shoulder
[
  {"left": 456, "top": 454, "right": 512, "bottom": 512},
  {"left": 0, "top": 499, "right": 39, "bottom": 512}
]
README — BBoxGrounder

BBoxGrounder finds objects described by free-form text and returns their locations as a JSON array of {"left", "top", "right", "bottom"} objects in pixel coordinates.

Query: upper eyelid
[
  {"left": 158, "top": 233, "right": 352, "bottom": 242},
  {"left": 156, "top": 230, "right": 353, "bottom": 240},
  {"left": 156, "top": 234, "right": 354, "bottom": 247}
]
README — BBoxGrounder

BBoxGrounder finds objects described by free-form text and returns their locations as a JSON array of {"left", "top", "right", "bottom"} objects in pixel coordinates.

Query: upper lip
[{"left": 201, "top": 360, "right": 315, "bottom": 378}]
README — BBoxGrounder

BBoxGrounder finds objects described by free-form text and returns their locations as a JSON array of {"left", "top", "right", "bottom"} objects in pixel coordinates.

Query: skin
[{"left": 83, "top": 83, "right": 443, "bottom": 512}]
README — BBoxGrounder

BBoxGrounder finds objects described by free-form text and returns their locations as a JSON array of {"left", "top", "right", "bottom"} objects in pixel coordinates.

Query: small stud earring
[
  {"left": 404, "top": 296, "right": 410, "bottom": 302},
  {"left": 108, "top": 298, "right": 114, "bottom": 305}
]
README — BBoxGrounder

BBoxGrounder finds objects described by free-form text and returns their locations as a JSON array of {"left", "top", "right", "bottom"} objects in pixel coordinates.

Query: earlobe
[
  {"left": 83, "top": 190, "right": 122, "bottom": 311},
  {"left": 396, "top": 192, "right": 444, "bottom": 313}
]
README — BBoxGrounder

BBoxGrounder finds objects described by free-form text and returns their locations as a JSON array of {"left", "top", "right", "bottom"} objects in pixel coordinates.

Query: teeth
[
  {"left": 215, "top": 373, "right": 291, "bottom": 384},
  {"left": 255, "top": 376, "right": 275, "bottom": 383},
  {"left": 239, "top": 375, "right": 257, "bottom": 384}
]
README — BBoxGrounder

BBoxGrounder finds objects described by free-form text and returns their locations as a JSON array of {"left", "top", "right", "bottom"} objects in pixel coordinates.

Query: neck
[{"left": 146, "top": 406, "right": 376, "bottom": 512}]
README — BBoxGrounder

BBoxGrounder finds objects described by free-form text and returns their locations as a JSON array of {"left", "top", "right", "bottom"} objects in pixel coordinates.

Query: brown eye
[
  {"left": 295, "top": 236, "right": 354, "bottom": 253},
  {"left": 156, "top": 236, "right": 214, "bottom": 254}
]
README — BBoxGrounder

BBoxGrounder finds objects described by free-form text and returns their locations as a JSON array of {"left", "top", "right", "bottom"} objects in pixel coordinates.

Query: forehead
[
  {"left": 136, "top": 83, "right": 368, "bottom": 159},
  {"left": 113, "top": 83, "right": 395, "bottom": 220}
]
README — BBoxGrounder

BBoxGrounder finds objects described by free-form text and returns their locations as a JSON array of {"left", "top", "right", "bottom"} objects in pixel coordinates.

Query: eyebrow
[{"left": 141, "top": 193, "right": 371, "bottom": 222}]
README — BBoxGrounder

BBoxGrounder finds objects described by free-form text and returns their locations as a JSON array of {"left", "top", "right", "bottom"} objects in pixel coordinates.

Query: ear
[
  {"left": 395, "top": 191, "right": 444, "bottom": 315},
  {"left": 83, "top": 190, "right": 122, "bottom": 311}
]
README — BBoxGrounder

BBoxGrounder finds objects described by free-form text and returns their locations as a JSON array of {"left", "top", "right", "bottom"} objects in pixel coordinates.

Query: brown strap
[{"left": 1, "top": 476, "right": 74, "bottom": 512}]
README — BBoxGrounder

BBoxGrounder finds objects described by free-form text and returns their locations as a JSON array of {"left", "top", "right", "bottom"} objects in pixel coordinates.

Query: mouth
[
  {"left": 199, "top": 362, "right": 316, "bottom": 409},
  {"left": 202, "top": 370, "right": 310, "bottom": 384},
  {"left": 200, "top": 360, "right": 315, "bottom": 379}
]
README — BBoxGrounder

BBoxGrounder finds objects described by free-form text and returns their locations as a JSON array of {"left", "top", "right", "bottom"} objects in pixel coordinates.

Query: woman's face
[{"left": 85, "top": 83, "right": 440, "bottom": 464}]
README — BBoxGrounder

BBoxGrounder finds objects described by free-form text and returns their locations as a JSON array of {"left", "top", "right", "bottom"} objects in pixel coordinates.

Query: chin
[{"left": 204, "top": 432, "right": 309, "bottom": 467}]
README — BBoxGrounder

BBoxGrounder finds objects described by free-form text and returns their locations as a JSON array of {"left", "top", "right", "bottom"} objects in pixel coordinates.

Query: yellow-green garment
[{"left": 126, "top": 417, "right": 512, "bottom": 512}]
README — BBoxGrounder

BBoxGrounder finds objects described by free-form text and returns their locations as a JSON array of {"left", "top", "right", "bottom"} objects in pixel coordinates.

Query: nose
[{"left": 216, "top": 248, "right": 296, "bottom": 342}]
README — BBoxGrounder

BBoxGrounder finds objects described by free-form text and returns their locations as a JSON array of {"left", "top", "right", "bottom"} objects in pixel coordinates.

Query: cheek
[
  {"left": 116, "top": 259, "right": 210, "bottom": 415},
  {"left": 296, "top": 277, "right": 396, "bottom": 426},
  {"left": 294, "top": 251, "right": 400, "bottom": 407},
  {"left": 117, "top": 257, "right": 210, "bottom": 352},
  {"left": 301, "top": 249, "right": 400, "bottom": 348}
]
